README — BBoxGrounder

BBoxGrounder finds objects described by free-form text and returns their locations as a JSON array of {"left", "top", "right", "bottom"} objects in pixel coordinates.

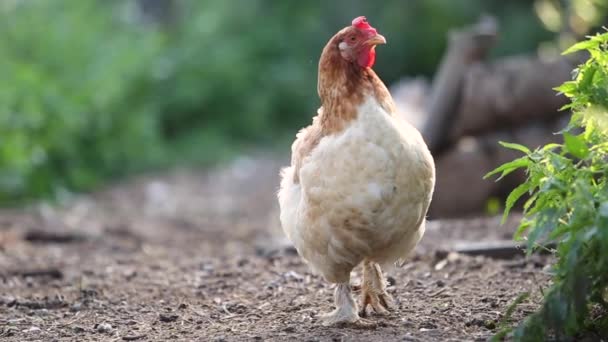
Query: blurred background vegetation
[{"left": 0, "top": 0, "right": 606, "bottom": 204}]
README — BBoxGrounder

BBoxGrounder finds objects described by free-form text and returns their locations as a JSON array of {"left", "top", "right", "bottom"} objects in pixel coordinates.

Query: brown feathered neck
[{"left": 316, "top": 34, "right": 395, "bottom": 133}]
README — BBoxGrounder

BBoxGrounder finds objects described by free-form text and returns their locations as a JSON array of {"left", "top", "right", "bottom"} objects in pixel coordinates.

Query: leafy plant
[
  {"left": 0, "top": 0, "right": 164, "bottom": 203},
  {"left": 486, "top": 32, "right": 608, "bottom": 340}
]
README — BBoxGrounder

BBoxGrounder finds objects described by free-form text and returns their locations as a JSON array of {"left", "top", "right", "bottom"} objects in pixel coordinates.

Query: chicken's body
[
  {"left": 280, "top": 96, "right": 433, "bottom": 280},
  {"left": 278, "top": 17, "right": 435, "bottom": 326}
]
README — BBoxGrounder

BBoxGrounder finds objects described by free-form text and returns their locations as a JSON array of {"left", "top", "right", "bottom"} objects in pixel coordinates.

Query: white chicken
[{"left": 278, "top": 16, "right": 435, "bottom": 326}]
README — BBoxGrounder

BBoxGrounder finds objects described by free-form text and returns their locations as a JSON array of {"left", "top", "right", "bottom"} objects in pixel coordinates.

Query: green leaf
[
  {"left": 563, "top": 133, "right": 590, "bottom": 159},
  {"left": 491, "top": 292, "right": 531, "bottom": 342},
  {"left": 484, "top": 156, "right": 530, "bottom": 181},
  {"left": 541, "top": 143, "right": 562, "bottom": 152},
  {"left": 578, "top": 66, "right": 597, "bottom": 91},
  {"left": 558, "top": 103, "right": 574, "bottom": 111},
  {"left": 526, "top": 209, "right": 559, "bottom": 254},
  {"left": 555, "top": 81, "right": 577, "bottom": 96},
  {"left": 502, "top": 182, "right": 531, "bottom": 224},
  {"left": 523, "top": 192, "right": 538, "bottom": 213},
  {"left": 562, "top": 38, "right": 598, "bottom": 55},
  {"left": 498, "top": 141, "right": 531, "bottom": 154},
  {"left": 599, "top": 202, "right": 608, "bottom": 218},
  {"left": 514, "top": 220, "right": 531, "bottom": 241}
]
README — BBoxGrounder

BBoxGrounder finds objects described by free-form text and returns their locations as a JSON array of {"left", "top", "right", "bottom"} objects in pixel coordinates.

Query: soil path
[{"left": 0, "top": 156, "right": 548, "bottom": 341}]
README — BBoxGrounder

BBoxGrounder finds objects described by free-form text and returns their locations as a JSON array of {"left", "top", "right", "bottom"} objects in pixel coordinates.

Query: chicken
[{"left": 278, "top": 16, "right": 435, "bottom": 327}]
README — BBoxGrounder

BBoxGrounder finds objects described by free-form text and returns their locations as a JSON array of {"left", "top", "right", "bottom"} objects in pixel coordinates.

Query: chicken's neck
[{"left": 317, "top": 50, "right": 395, "bottom": 134}]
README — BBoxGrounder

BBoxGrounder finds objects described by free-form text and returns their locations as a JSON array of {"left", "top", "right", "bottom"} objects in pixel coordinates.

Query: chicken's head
[{"left": 336, "top": 16, "right": 386, "bottom": 68}]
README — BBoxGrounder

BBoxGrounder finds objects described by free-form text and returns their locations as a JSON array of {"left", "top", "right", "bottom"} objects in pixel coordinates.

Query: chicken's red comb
[{"left": 352, "top": 16, "right": 375, "bottom": 31}]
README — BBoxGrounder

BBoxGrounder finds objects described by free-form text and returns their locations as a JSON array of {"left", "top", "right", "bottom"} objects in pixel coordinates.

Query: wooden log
[
  {"left": 423, "top": 15, "right": 498, "bottom": 154},
  {"left": 453, "top": 240, "right": 524, "bottom": 259},
  {"left": 23, "top": 229, "right": 86, "bottom": 244},
  {"left": 5, "top": 268, "right": 63, "bottom": 279},
  {"left": 452, "top": 240, "right": 555, "bottom": 259},
  {"left": 451, "top": 56, "right": 573, "bottom": 139}
]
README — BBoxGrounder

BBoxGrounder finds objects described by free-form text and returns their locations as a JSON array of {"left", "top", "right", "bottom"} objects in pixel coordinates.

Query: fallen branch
[
  {"left": 23, "top": 229, "right": 86, "bottom": 244},
  {"left": 6, "top": 268, "right": 63, "bottom": 279},
  {"left": 453, "top": 240, "right": 524, "bottom": 259},
  {"left": 452, "top": 240, "right": 556, "bottom": 259}
]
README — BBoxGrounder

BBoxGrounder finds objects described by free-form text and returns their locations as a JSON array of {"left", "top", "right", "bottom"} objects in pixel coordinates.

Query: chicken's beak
[{"left": 365, "top": 33, "right": 386, "bottom": 46}]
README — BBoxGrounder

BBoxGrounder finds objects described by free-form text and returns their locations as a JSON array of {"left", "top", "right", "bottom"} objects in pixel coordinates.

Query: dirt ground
[{"left": 0, "top": 156, "right": 550, "bottom": 341}]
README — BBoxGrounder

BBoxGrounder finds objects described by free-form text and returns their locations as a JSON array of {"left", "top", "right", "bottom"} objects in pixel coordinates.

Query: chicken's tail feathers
[{"left": 277, "top": 165, "right": 302, "bottom": 240}]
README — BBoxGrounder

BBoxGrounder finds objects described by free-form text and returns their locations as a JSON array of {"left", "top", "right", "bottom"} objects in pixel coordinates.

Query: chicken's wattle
[{"left": 358, "top": 45, "right": 376, "bottom": 68}]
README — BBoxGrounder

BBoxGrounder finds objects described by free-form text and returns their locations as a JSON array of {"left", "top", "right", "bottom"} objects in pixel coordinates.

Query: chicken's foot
[
  {"left": 319, "top": 282, "right": 376, "bottom": 328},
  {"left": 359, "top": 261, "right": 395, "bottom": 316}
]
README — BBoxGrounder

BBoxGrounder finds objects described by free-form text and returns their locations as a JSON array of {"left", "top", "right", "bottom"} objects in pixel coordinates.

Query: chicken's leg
[
  {"left": 320, "top": 282, "right": 375, "bottom": 327},
  {"left": 359, "top": 261, "right": 395, "bottom": 316}
]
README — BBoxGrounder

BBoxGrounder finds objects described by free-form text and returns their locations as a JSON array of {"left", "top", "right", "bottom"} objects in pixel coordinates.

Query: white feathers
[{"left": 278, "top": 96, "right": 435, "bottom": 283}]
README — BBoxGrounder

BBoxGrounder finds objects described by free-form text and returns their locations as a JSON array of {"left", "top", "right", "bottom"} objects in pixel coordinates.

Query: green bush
[
  {"left": 158, "top": 0, "right": 554, "bottom": 143},
  {"left": 0, "top": 0, "right": 556, "bottom": 203},
  {"left": 0, "top": 0, "right": 163, "bottom": 203},
  {"left": 487, "top": 33, "right": 608, "bottom": 340}
]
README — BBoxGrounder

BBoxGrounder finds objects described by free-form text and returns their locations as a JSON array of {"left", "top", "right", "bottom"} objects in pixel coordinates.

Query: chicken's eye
[{"left": 350, "top": 36, "right": 356, "bottom": 42}]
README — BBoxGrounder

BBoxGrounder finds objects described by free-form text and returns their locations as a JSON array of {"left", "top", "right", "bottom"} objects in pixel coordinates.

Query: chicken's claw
[
  {"left": 317, "top": 282, "right": 378, "bottom": 329},
  {"left": 341, "top": 318, "right": 378, "bottom": 329},
  {"left": 359, "top": 261, "right": 396, "bottom": 316},
  {"left": 319, "top": 310, "right": 377, "bottom": 329},
  {"left": 359, "top": 290, "right": 395, "bottom": 317}
]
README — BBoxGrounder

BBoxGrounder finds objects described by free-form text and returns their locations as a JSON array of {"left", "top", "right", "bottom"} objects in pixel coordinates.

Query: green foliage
[
  {"left": 492, "top": 292, "right": 531, "bottom": 342},
  {"left": 487, "top": 32, "right": 608, "bottom": 340},
  {"left": 0, "top": 0, "right": 164, "bottom": 203},
  {"left": 158, "top": 0, "right": 555, "bottom": 142},
  {"left": 0, "top": 0, "right": 557, "bottom": 203}
]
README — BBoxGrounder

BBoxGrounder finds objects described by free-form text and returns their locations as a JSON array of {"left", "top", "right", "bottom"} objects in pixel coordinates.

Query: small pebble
[
  {"left": 23, "top": 326, "right": 41, "bottom": 334},
  {"left": 97, "top": 322, "right": 113, "bottom": 334},
  {"left": 159, "top": 313, "right": 179, "bottom": 323},
  {"left": 465, "top": 317, "right": 486, "bottom": 328}
]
